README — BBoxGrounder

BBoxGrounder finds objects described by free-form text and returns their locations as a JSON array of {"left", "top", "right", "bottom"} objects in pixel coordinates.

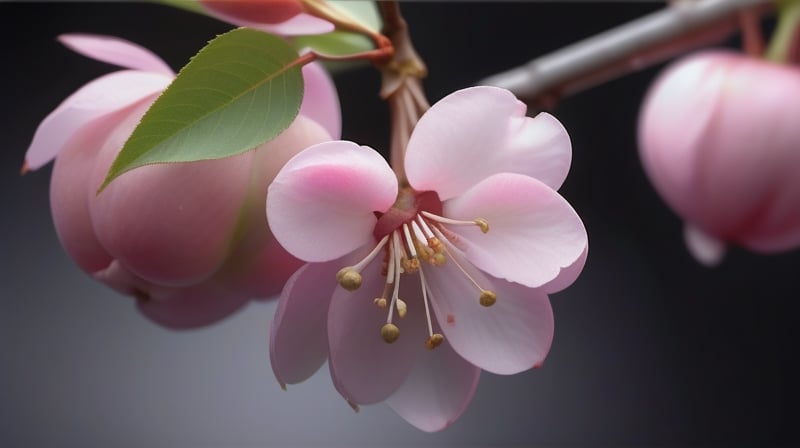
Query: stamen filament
[
  {"left": 421, "top": 211, "right": 489, "bottom": 233},
  {"left": 431, "top": 226, "right": 497, "bottom": 307},
  {"left": 337, "top": 234, "right": 391, "bottom": 291},
  {"left": 418, "top": 266, "right": 434, "bottom": 337},
  {"left": 402, "top": 223, "right": 418, "bottom": 259},
  {"left": 386, "top": 232, "right": 404, "bottom": 324}
]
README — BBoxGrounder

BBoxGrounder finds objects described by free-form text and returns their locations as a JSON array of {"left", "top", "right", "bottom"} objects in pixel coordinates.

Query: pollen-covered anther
[
  {"left": 474, "top": 218, "right": 490, "bottom": 233},
  {"left": 336, "top": 267, "right": 362, "bottom": 291},
  {"left": 430, "top": 252, "right": 447, "bottom": 266},
  {"left": 425, "top": 333, "right": 444, "bottom": 350},
  {"left": 479, "top": 289, "right": 497, "bottom": 307},
  {"left": 374, "top": 297, "right": 388, "bottom": 308},
  {"left": 396, "top": 299, "right": 408, "bottom": 318},
  {"left": 427, "top": 237, "right": 444, "bottom": 253},
  {"left": 381, "top": 323, "right": 400, "bottom": 343},
  {"left": 401, "top": 256, "right": 420, "bottom": 273}
]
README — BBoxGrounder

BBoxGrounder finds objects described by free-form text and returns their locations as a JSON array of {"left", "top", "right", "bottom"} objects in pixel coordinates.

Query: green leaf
[
  {"left": 99, "top": 27, "right": 305, "bottom": 192},
  {"left": 328, "top": 0, "right": 382, "bottom": 32}
]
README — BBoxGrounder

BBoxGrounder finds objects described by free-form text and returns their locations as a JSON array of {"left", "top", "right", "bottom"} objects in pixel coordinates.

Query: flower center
[{"left": 336, "top": 187, "right": 494, "bottom": 349}]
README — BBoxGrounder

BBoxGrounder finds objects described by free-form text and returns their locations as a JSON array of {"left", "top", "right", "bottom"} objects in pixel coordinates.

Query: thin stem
[
  {"left": 480, "top": 0, "right": 773, "bottom": 109},
  {"left": 739, "top": 9, "right": 765, "bottom": 56},
  {"left": 376, "top": 1, "right": 430, "bottom": 186}
]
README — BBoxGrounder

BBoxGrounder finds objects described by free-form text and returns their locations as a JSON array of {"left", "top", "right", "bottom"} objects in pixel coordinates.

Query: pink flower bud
[
  {"left": 200, "top": 0, "right": 304, "bottom": 24},
  {"left": 638, "top": 51, "right": 800, "bottom": 265},
  {"left": 28, "top": 34, "right": 341, "bottom": 328}
]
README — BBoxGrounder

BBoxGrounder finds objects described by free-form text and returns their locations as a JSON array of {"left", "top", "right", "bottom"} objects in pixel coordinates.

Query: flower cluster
[{"left": 266, "top": 86, "right": 587, "bottom": 431}]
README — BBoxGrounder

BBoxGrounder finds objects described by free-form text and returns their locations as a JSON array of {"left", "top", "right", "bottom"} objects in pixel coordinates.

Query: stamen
[
  {"left": 421, "top": 211, "right": 490, "bottom": 233},
  {"left": 337, "top": 234, "right": 390, "bottom": 291},
  {"left": 386, "top": 232, "right": 404, "bottom": 325},
  {"left": 374, "top": 297, "right": 388, "bottom": 308},
  {"left": 336, "top": 268, "right": 362, "bottom": 291},
  {"left": 402, "top": 223, "right": 418, "bottom": 259},
  {"left": 418, "top": 266, "right": 435, "bottom": 337},
  {"left": 431, "top": 226, "right": 498, "bottom": 308},
  {"left": 381, "top": 323, "right": 400, "bottom": 343},
  {"left": 425, "top": 334, "right": 444, "bottom": 350},
  {"left": 479, "top": 290, "right": 497, "bottom": 307},
  {"left": 396, "top": 299, "right": 408, "bottom": 318}
]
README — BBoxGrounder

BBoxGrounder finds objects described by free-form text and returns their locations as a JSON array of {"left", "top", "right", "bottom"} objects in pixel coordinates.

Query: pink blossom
[
  {"left": 638, "top": 51, "right": 800, "bottom": 265},
  {"left": 197, "top": 0, "right": 334, "bottom": 36},
  {"left": 24, "top": 34, "right": 341, "bottom": 328},
  {"left": 266, "top": 86, "right": 587, "bottom": 431}
]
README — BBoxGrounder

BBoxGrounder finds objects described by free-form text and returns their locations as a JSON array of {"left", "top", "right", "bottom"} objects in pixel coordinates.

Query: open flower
[
  {"left": 638, "top": 50, "right": 800, "bottom": 265},
  {"left": 24, "top": 34, "right": 340, "bottom": 328},
  {"left": 267, "top": 86, "right": 587, "bottom": 431}
]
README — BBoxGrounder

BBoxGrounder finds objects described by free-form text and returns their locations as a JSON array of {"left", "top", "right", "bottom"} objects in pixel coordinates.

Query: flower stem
[
  {"left": 765, "top": 0, "right": 800, "bottom": 63},
  {"left": 376, "top": 1, "right": 429, "bottom": 186}
]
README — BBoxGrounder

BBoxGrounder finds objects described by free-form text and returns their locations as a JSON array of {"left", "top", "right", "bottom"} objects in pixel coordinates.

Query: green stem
[{"left": 765, "top": 0, "right": 800, "bottom": 62}]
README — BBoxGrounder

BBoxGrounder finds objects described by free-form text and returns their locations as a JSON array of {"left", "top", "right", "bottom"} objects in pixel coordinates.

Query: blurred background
[{"left": 1, "top": 1, "right": 798, "bottom": 446}]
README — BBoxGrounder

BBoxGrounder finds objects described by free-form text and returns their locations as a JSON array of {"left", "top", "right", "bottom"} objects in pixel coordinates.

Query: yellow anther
[
  {"left": 396, "top": 299, "right": 408, "bottom": 318},
  {"left": 479, "top": 290, "right": 497, "bottom": 307},
  {"left": 336, "top": 267, "right": 362, "bottom": 291},
  {"left": 474, "top": 218, "right": 489, "bottom": 233},
  {"left": 427, "top": 237, "right": 444, "bottom": 253},
  {"left": 401, "top": 256, "right": 420, "bottom": 273},
  {"left": 381, "top": 323, "right": 400, "bottom": 343},
  {"left": 430, "top": 252, "right": 447, "bottom": 266},
  {"left": 425, "top": 333, "right": 444, "bottom": 350},
  {"left": 374, "top": 297, "right": 388, "bottom": 308}
]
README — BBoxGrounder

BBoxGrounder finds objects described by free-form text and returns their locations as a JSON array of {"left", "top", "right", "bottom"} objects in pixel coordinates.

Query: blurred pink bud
[
  {"left": 638, "top": 51, "right": 800, "bottom": 265},
  {"left": 197, "top": 0, "right": 333, "bottom": 36},
  {"left": 26, "top": 34, "right": 340, "bottom": 328},
  {"left": 200, "top": 0, "right": 303, "bottom": 24}
]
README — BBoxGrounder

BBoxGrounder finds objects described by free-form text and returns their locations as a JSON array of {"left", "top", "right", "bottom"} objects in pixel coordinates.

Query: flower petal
[
  {"left": 386, "top": 331, "right": 480, "bottom": 432},
  {"left": 270, "top": 261, "right": 338, "bottom": 388},
  {"left": 49, "top": 110, "right": 125, "bottom": 275},
  {"left": 267, "top": 141, "right": 398, "bottom": 262},
  {"left": 299, "top": 62, "right": 341, "bottom": 139},
  {"left": 541, "top": 244, "right": 588, "bottom": 294},
  {"left": 684, "top": 223, "right": 726, "bottom": 267},
  {"left": 94, "top": 260, "right": 249, "bottom": 330},
  {"left": 328, "top": 251, "right": 425, "bottom": 405},
  {"left": 208, "top": 10, "right": 333, "bottom": 35},
  {"left": 58, "top": 34, "right": 173, "bottom": 75},
  {"left": 24, "top": 71, "right": 172, "bottom": 170},
  {"left": 443, "top": 173, "right": 587, "bottom": 288},
  {"left": 425, "top": 247, "right": 554, "bottom": 375},
  {"left": 405, "top": 86, "right": 572, "bottom": 200}
]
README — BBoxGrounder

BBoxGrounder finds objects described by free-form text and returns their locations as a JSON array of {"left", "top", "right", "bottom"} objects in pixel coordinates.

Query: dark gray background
[{"left": 2, "top": 2, "right": 798, "bottom": 446}]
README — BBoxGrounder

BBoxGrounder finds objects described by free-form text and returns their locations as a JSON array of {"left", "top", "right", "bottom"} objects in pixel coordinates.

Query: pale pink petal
[
  {"left": 136, "top": 284, "right": 250, "bottom": 330},
  {"left": 405, "top": 86, "right": 572, "bottom": 201},
  {"left": 328, "top": 251, "right": 425, "bottom": 405},
  {"left": 208, "top": 10, "right": 333, "bottom": 35},
  {"left": 58, "top": 34, "right": 173, "bottom": 75},
  {"left": 541, "top": 244, "right": 588, "bottom": 294},
  {"left": 299, "top": 62, "right": 341, "bottom": 139},
  {"left": 443, "top": 173, "right": 587, "bottom": 288},
  {"left": 270, "top": 261, "right": 338, "bottom": 388},
  {"left": 684, "top": 223, "right": 726, "bottom": 267},
  {"left": 94, "top": 260, "right": 249, "bottom": 330},
  {"left": 386, "top": 332, "right": 480, "bottom": 432},
  {"left": 49, "top": 110, "right": 126, "bottom": 274},
  {"left": 425, "top": 246, "right": 554, "bottom": 375},
  {"left": 24, "top": 71, "right": 172, "bottom": 170},
  {"left": 267, "top": 141, "right": 398, "bottom": 262}
]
